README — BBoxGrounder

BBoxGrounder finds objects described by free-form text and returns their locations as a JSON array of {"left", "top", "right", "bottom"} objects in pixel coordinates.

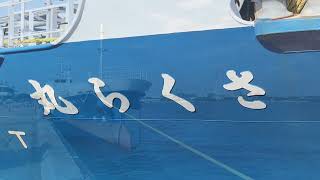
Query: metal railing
[{"left": 0, "top": 0, "right": 78, "bottom": 48}]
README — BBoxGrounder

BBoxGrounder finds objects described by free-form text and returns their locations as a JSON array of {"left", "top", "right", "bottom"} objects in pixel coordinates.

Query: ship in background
[{"left": 0, "top": 0, "right": 319, "bottom": 179}]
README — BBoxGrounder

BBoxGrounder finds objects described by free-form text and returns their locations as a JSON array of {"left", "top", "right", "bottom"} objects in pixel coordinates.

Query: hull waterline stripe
[{"left": 47, "top": 117, "right": 320, "bottom": 124}]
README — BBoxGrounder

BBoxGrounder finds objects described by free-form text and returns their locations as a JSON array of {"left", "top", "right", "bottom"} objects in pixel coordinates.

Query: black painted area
[{"left": 257, "top": 30, "right": 320, "bottom": 53}]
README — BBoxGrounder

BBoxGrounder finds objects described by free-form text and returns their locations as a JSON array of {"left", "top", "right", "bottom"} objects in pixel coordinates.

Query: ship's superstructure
[{"left": 0, "top": 0, "right": 319, "bottom": 53}]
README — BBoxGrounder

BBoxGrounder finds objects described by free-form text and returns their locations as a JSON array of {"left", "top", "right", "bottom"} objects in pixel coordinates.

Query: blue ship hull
[{"left": 1, "top": 27, "right": 320, "bottom": 180}]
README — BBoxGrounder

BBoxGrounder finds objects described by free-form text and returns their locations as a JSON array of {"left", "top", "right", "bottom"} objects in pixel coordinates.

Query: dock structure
[{"left": 0, "top": 0, "right": 79, "bottom": 48}]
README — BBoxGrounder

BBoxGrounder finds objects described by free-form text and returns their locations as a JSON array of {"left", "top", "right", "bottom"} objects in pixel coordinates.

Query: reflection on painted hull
[{"left": 0, "top": 27, "right": 320, "bottom": 179}]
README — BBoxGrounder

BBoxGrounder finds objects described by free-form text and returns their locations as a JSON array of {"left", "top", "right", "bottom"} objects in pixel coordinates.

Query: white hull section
[{"left": 67, "top": 0, "right": 246, "bottom": 43}]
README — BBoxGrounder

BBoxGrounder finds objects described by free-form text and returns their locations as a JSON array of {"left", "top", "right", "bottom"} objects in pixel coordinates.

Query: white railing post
[
  {"left": 51, "top": 7, "right": 58, "bottom": 37},
  {"left": 45, "top": 0, "right": 52, "bottom": 38},
  {"left": 66, "top": 0, "right": 74, "bottom": 24},
  {"left": 0, "top": 27, "right": 4, "bottom": 48},
  {"left": 8, "top": 0, "right": 15, "bottom": 47},
  {"left": 29, "top": 11, "right": 34, "bottom": 33},
  {"left": 21, "top": 0, "right": 25, "bottom": 43}
]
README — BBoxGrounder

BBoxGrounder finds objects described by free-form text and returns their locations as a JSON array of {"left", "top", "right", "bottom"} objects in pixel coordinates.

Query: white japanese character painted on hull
[
  {"left": 223, "top": 70, "right": 267, "bottom": 110},
  {"left": 28, "top": 80, "right": 79, "bottom": 115},
  {"left": 88, "top": 77, "right": 130, "bottom": 113},
  {"left": 161, "top": 74, "right": 196, "bottom": 112},
  {"left": 8, "top": 131, "right": 28, "bottom": 149}
]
